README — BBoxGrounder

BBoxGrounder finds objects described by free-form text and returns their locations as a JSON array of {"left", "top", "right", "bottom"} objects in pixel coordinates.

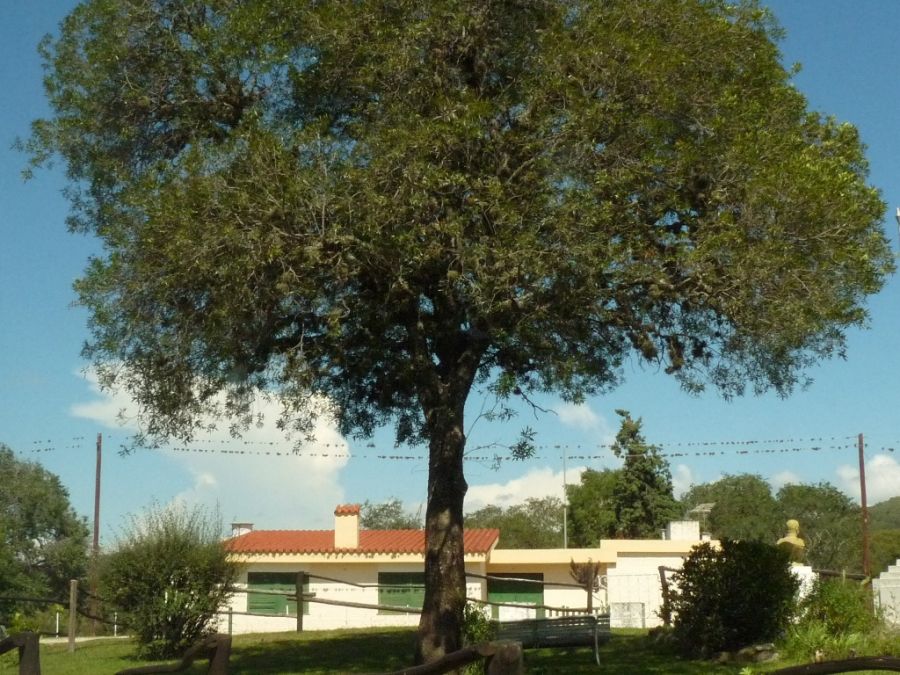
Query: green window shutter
[
  {"left": 487, "top": 573, "right": 544, "bottom": 619},
  {"left": 247, "top": 572, "right": 308, "bottom": 616},
  {"left": 378, "top": 572, "right": 425, "bottom": 614}
]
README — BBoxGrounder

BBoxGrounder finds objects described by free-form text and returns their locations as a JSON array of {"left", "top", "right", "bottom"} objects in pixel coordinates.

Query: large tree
[
  {"left": 610, "top": 411, "right": 680, "bottom": 538},
  {"left": 776, "top": 482, "right": 861, "bottom": 571},
  {"left": 566, "top": 468, "right": 620, "bottom": 546},
  {"left": 29, "top": 0, "right": 892, "bottom": 662},
  {"left": 465, "top": 496, "right": 564, "bottom": 548},
  {"left": 0, "top": 445, "right": 89, "bottom": 623},
  {"left": 360, "top": 498, "right": 422, "bottom": 530},
  {"left": 870, "top": 496, "right": 900, "bottom": 531},
  {"left": 682, "top": 474, "right": 782, "bottom": 542}
]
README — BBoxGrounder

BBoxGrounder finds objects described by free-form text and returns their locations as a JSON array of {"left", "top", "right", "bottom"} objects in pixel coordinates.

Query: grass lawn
[{"left": 0, "top": 627, "right": 845, "bottom": 674}]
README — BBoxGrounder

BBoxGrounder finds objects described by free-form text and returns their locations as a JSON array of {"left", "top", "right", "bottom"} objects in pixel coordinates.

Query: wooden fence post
[
  {"left": 296, "top": 572, "right": 305, "bottom": 632},
  {"left": 0, "top": 632, "right": 42, "bottom": 675},
  {"left": 19, "top": 631, "right": 41, "bottom": 675},
  {"left": 484, "top": 641, "right": 524, "bottom": 675}
]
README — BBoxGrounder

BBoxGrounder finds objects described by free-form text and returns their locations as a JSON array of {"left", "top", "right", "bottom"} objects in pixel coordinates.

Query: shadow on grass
[
  {"left": 228, "top": 628, "right": 418, "bottom": 674},
  {"left": 524, "top": 632, "right": 746, "bottom": 675},
  {"left": 226, "top": 628, "right": 748, "bottom": 674}
]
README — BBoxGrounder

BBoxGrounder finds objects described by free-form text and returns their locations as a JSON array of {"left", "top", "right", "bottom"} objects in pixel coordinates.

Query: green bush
[
  {"left": 99, "top": 504, "right": 238, "bottom": 659},
  {"left": 781, "top": 578, "right": 878, "bottom": 660},
  {"left": 669, "top": 540, "right": 799, "bottom": 657},
  {"left": 462, "top": 602, "right": 495, "bottom": 646},
  {"left": 782, "top": 620, "right": 868, "bottom": 661},
  {"left": 798, "top": 578, "right": 875, "bottom": 635},
  {"left": 461, "top": 603, "right": 496, "bottom": 675}
]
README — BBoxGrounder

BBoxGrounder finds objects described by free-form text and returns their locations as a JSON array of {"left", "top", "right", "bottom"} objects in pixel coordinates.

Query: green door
[{"left": 487, "top": 573, "right": 544, "bottom": 619}]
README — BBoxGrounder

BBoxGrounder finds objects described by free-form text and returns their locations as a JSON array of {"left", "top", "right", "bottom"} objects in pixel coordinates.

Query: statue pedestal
[{"left": 791, "top": 564, "right": 815, "bottom": 600}]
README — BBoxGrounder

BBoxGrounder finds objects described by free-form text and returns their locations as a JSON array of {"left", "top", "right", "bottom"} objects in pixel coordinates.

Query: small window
[
  {"left": 378, "top": 572, "right": 425, "bottom": 614},
  {"left": 246, "top": 572, "right": 309, "bottom": 616}
]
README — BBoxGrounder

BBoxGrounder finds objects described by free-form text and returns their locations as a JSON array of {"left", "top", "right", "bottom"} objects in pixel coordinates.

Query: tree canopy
[
  {"left": 0, "top": 444, "right": 89, "bottom": 623},
  {"left": 566, "top": 411, "right": 678, "bottom": 543},
  {"left": 682, "top": 475, "right": 864, "bottom": 571},
  {"left": 465, "top": 496, "right": 564, "bottom": 548},
  {"left": 566, "top": 468, "right": 620, "bottom": 547},
  {"left": 682, "top": 474, "right": 782, "bottom": 542},
  {"left": 29, "top": 0, "right": 892, "bottom": 661},
  {"left": 776, "top": 482, "right": 860, "bottom": 571},
  {"left": 360, "top": 498, "right": 422, "bottom": 530},
  {"left": 609, "top": 411, "right": 679, "bottom": 538},
  {"left": 871, "top": 529, "right": 900, "bottom": 576},
  {"left": 870, "top": 496, "right": 900, "bottom": 531}
]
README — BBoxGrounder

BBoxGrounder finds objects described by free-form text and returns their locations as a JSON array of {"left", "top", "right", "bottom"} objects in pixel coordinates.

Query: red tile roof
[
  {"left": 334, "top": 504, "right": 361, "bottom": 515},
  {"left": 226, "top": 528, "right": 500, "bottom": 555}
]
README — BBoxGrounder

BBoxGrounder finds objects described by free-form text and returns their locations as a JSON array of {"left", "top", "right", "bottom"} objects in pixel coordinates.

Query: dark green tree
[
  {"left": 465, "top": 497, "right": 564, "bottom": 548},
  {"left": 0, "top": 444, "right": 89, "bottom": 623},
  {"left": 871, "top": 529, "right": 900, "bottom": 576},
  {"left": 682, "top": 474, "right": 782, "bottom": 542},
  {"left": 610, "top": 411, "right": 679, "bottom": 538},
  {"left": 566, "top": 469, "right": 620, "bottom": 547},
  {"left": 28, "top": 0, "right": 892, "bottom": 661},
  {"left": 870, "top": 496, "right": 900, "bottom": 531},
  {"left": 361, "top": 498, "right": 422, "bottom": 530},
  {"left": 776, "top": 482, "right": 861, "bottom": 572},
  {"left": 100, "top": 504, "right": 237, "bottom": 659}
]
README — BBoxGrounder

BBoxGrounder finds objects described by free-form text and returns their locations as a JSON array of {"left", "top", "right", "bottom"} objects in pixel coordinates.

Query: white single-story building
[{"left": 222, "top": 504, "right": 707, "bottom": 633}]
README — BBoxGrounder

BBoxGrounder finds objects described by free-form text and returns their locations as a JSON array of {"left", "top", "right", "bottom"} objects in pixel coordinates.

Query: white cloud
[
  {"left": 554, "top": 403, "right": 604, "bottom": 431},
  {"left": 671, "top": 464, "right": 695, "bottom": 499},
  {"left": 837, "top": 453, "right": 900, "bottom": 505},
  {"left": 71, "top": 369, "right": 349, "bottom": 529},
  {"left": 465, "top": 466, "right": 587, "bottom": 511},
  {"left": 770, "top": 470, "right": 801, "bottom": 491}
]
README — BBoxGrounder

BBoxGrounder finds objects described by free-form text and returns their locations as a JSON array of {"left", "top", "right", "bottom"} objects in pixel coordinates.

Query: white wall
[
  {"left": 222, "top": 562, "right": 486, "bottom": 634},
  {"left": 606, "top": 553, "right": 687, "bottom": 628},
  {"left": 222, "top": 547, "right": 702, "bottom": 633}
]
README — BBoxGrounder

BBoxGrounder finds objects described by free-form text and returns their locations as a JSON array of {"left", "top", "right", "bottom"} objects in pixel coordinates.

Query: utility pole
[
  {"left": 562, "top": 446, "right": 568, "bottom": 548},
  {"left": 93, "top": 433, "right": 102, "bottom": 557},
  {"left": 91, "top": 433, "right": 102, "bottom": 636},
  {"left": 858, "top": 433, "right": 870, "bottom": 577}
]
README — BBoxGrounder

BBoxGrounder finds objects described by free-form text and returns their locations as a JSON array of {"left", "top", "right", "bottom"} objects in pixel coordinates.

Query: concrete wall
[
  {"left": 874, "top": 559, "right": 900, "bottom": 626},
  {"left": 665, "top": 521, "right": 700, "bottom": 541},
  {"left": 606, "top": 553, "right": 687, "bottom": 628}
]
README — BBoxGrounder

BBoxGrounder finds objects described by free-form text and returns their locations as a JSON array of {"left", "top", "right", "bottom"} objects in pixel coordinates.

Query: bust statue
[{"left": 776, "top": 518, "right": 806, "bottom": 564}]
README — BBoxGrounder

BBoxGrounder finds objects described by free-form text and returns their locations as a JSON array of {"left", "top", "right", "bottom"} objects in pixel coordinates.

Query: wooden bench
[
  {"left": 0, "top": 631, "right": 41, "bottom": 675},
  {"left": 115, "top": 634, "right": 231, "bottom": 674},
  {"left": 493, "top": 614, "right": 610, "bottom": 667}
]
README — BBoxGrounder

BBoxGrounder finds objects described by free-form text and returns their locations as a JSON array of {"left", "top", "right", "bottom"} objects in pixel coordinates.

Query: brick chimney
[{"left": 334, "top": 504, "right": 360, "bottom": 549}]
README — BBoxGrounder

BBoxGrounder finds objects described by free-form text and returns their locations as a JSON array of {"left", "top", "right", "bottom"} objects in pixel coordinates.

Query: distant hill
[{"left": 869, "top": 496, "right": 900, "bottom": 531}]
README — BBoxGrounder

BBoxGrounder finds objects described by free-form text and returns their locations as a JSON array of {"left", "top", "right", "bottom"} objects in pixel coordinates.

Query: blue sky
[{"left": 3, "top": 1, "right": 900, "bottom": 543}]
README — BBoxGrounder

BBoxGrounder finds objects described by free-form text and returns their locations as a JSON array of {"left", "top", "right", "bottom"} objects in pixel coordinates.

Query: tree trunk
[{"left": 415, "top": 398, "right": 468, "bottom": 664}]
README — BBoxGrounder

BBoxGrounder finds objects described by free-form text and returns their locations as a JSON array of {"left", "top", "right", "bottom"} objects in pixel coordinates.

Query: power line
[{"left": 7, "top": 433, "right": 880, "bottom": 464}]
